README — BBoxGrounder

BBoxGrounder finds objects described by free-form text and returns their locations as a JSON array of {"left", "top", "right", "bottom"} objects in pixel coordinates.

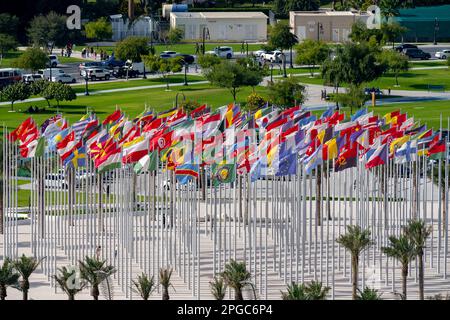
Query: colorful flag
[
  {"left": 175, "top": 164, "right": 199, "bottom": 185},
  {"left": 395, "top": 140, "right": 418, "bottom": 164},
  {"left": 212, "top": 163, "right": 236, "bottom": 186},
  {"left": 366, "top": 144, "right": 388, "bottom": 169}
]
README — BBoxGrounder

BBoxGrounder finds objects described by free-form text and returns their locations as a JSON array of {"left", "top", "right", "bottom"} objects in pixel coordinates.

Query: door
[
  {"left": 218, "top": 24, "right": 227, "bottom": 40},
  {"left": 342, "top": 29, "right": 351, "bottom": 42},
  {"left": 332, "top": 28, "right": 340, "bottom": 42},
  {"left": 296, "top": 26, "right": 306, "bottom": 41},
  {"left": 245, "top": 25, "right": 257, "bottom": 40}
]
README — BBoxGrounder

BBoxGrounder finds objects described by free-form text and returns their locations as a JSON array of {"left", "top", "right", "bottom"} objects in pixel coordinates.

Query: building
[
  {"left": 393, "top": 5, "right": 450, "bottom": 42},
  {"left": 170, "top": 12, "right": 268, "bottom": 41},
  {"left": 110, "top": 14, "right": 156, "bottom": 41},
  {"left": 289, "top": 10, "right": 369, "bottom": 43}
]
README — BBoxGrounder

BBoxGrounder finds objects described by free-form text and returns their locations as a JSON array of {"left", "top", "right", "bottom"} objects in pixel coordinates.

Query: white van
[{"left": 38, "top": 68, "right": 65, "bottom": 80}]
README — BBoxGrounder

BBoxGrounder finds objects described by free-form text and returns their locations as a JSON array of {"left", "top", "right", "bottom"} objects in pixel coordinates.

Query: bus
[{"left": 0, "top": 68, "right": 23, "bottom": 88}]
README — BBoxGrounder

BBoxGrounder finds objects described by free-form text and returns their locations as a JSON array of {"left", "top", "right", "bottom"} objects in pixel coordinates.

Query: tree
[
  {"left": 349, "top": 20, "right": 383, "bottom": 44},
  {"left": 84, "top": 17, "right": 113, "bottom": 47},
  {"left": 115, "top": 36, "right": 150, "bottom": 63},
  {"left": 378, "top": 49, "right": 409, "bottom": 86},
  {"left": 203, "top": 60, "right": 263, "bottom": 101},
  {"left": 404, "top": 219, "right": 432, "bottom": 300},
  {"left": 0, "top": 34, "right": 18, "bottom": 58},
  {"left": 381, "top": 22, "right": 407, "bottom": 48},
  {"left": 12, "top": 254, "right": 43, "bottom": 300},
  {"left": 274, "top": 0, "right": 320, "bottom": 15},
  {"left": 43, "top": 82, "right": 77, "bottom": 107},
  {"left": 12, "top": 47, "right": 48, "bottom": 73},
  {"left": 382, "top": 234, "right": 416, "bottom": 300},
  {"left": 30, "top": 80, "right": 50, "bottom": 103},
  {"left": 246, "top": 92, "right": 267, "bottom": 112},
  {"left": 159, "top": 267, "right": 174, "bottom": 300},
  {"left": 281, "top": 281, "right": 330, "bottom": 300},
  {"left": 268, "top": 21, "right": 298, "bottom": 77},
  {"left": 236, "top": 57, "right": 266, "bottom": 91},
  {"left": 356, "top": 287, "right": 383, "bottom": 300},
  {"left": 268, "top": 77, "right": 306, "bottom": 109},
  {"left": 210, "top": 275, "right": 227, "bottom": 300},
  {"left": 143, "top": 54, "right": 183, "bottom": 90},
  {"left": 295, "top": 40, "right": 329, "bottom": 77},
  {"left": 332, "top": 84, "right": 368, "bottom": 113},
  {"left": 220, "top": 260, "right": 255, "bottom": 300},
  {"left": 0, "top": 258, "right": 19, "bottom": 300},
  {"left": 197, "top": 54, "right": 222, "bottom": 70},
  {"left": 379, "top": 0, "right": 401, "bottom": 19},
  {"left": 1, "top": 82, "right": 31, "bottom": 112},
  {"left": 132, "top": 273, "right": 155, "bottom": 300},
  {"left": 0, "top": 13, "right": 19, "bottom": 36},
  {"left": 78, "top": 256, "right": 116, "bottom": 300},
  {"left": 27, "top": 12, "right": 67, "bottom": 53},
  {"left": 53, "top": 266, "right": 86, "bottom": 300},
  {"left": 336, "top": 225, "right": 373, "bottom": 300},
  {"left": 167, "top": 27, "right": 184, "bottom": 46}
]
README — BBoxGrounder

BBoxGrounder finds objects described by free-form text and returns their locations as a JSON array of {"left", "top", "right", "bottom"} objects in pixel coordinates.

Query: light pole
[
  {"left": 434, "top": 17, "right": 439, "bottom": 45},
  {"left": 184, "top": 61, "right": 188, "bottom": 86},
  {"left": 84, "top": 76, "right": 89, "bottom": 96},
  {"left": 175, "top": 92, "right": 186, "bottom": 109},
  {"left": 281, "top": 53, "right": 287, "bottom": 78}
]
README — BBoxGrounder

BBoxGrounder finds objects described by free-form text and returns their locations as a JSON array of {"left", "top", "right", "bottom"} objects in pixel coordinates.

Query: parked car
[
  {"left": 261, "top": 50, "right": 283, "bottom": 63},
  {"left": 101, "top": 57, "right": 125, "bottom": 69},
  {"left": 435, "top": 49, "right": 450, "bottom": 59},
  {"left": 176, "top": 54, "right": 195, "bottom": 64},
  {"left": 160, "top": 51, "right": 177, "bottom": 58},
  {"left": 253, "top": 49, "right": 267, "bottom": 58},
  {"left": 47, "top": 55, "right": 59, "bottom": 67},
  {"left": 395, "top": 44, "right": 418, "bottom": 52},
  {"left": 22, "top": 74, "right": 44, "bottom": 84},
  {"left": 80, "top": 68, "right": 110, "bottom": 80},
  {"left": 114, "top": 66, "right": 139, "bottom": 78},
  {"left": 205, "top": 46, "right": 233, "bottom": 59},
  {"left": 38, "top": 68, "right": 65, "bottom": 80},
  {"left": 403, "top": 48, "right": 431, "bottom": 60},
  {"left": 364, "top": 87, "right": 383, "bottom": 95},
  {"left": 160, "top": 53, "right": 173, "bottom": 59},
  {"left": 51, "top": 73, "right": 76, "bottom": 83},
  {"left": 78, "top": 61, "right": 104, "bottom": 74}
]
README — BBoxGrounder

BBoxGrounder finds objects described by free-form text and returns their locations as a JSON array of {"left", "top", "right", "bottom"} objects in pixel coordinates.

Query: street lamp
[
  {"left": 175, "top": 92, "right": 186, "bottom": 109},
  {"left": 281, "top": 53, "right": 287, "bottom": 78},
  {"left": 202, "top": 27, "right": 210, "bottom": 55},
  {"left": 433, "top": 17, "right": 439, "bottom": 45},
  {"left": 183, "top": 61, "right": 189, "bottom": 86},
  {"left": 84, "top": 75, "right": 89, "bottom": 96}
]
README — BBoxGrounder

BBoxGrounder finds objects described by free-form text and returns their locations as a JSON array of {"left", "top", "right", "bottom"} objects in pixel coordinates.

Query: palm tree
[
  {"left": 281, "top": 282, "right": 307, "bottom": 300},
  {"left": 379, "top": 0, "right": 401, "bottom": 19},
  {"left": 0, "top": 258, "right": 19, "bottom": 300},
  {"left": 382, "top": 234, "right": 416, "bottom": 300},
  {"left": 159, "top": 267, "right": 174, "bottom": 300},
  {"left": 132, "top": 273, "right": 155, "bottom": 300},
  {"left": 210, "top": 275, "right": 227, "bottom": 300},
  {"left": 336, "top": 225, "right": 373, "bottom": 300},
  {"left": 78, "top": 256, "right": 116, "bottom": 300},
  {"left": 356, "top": 286, "right": 383, "bottom": 300},
  {"left": 220, "top": 260, "right": 255, "bottom": 300},
  {"left": 404, "top": 219, "right": 432, "bottom": 300},
  {"left": 12, "top": 255, "right": 43, "bottom": 300},
  {"left": 53, "top": 266, "right": 86, "bottom": 300},
  {"left": 304, "top": 280, "right": 331, "bottom": 300}
]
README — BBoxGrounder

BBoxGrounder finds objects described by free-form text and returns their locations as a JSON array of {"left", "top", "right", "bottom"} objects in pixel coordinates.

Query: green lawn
[
  {"left": 58, "top": 56, "right": 88, "bottom": 64},
  {"left": 1, "top": 83, "right": 270, "bottom": 133},
  {"left": 71, "top": 74, "right": 206, "bottom": 94},
  {"left": 0, "top": 51, "right": 21, "bottom": 68},
  {"left": 410, "top": 60, "right": 448, "bottom": 68}
]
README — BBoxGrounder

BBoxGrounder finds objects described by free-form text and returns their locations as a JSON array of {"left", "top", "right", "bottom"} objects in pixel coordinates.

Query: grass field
[{"left": 0, "top": 51, "right": 21, "bottom": 68}]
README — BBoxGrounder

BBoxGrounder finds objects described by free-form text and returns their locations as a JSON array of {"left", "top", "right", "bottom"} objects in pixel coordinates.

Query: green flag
[
  {"left": 148, "top": 150, "right": 158, "bottom": 171},
  {"left": 212, "top": 163, "right": 236, "bottom": 187}
]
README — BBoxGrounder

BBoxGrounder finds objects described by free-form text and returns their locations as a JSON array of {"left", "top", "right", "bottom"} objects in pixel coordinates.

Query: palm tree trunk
[
  {"left": 69, "top": 294, "right": 75, "bottom": 300},
  {"left": 162, "top": 287, "right": 170, "bottom": 300},
  {"left": 401, "top": 263, "right": 408, "bottom": 300},
  {"left": 0, "top": 285, "right": 6, "bottom": 300},
  {"left": 92, "top": 285, "right": 99, "bottom": 300},
  {"left": 418, "top": 251, "right": 424, "bottom": 300},
  {"left": 22, "top": 289, "right": 28, "bottom": 301},
  {"left": 21, "top": 280, "right": 29, "bottom": 300},
  {"left": 235, "top": 288, "right": 244, "bottom": 300},
  {"left": 351, "top": 255, "right": 359, "bottom": 300}
]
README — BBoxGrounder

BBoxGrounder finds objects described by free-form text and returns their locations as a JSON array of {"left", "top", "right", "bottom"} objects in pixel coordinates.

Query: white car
[
  {"left": 205, "top": 46, "right": 233, "bottom": 59},
  {"left": 38, "top": 68, "right": 65, "bottom": 80},
  {"left": 81, "top": 68, "right": 110, "bottom": 80},
  {"left": 48, "top": 55, "right": 59, "bottom": 67},
  {"left": 253, "top": 49, "right": 267, "bottom": 58},
  {"left": 435, "top": 49, "right": 450, "bottom": 59},
  {"left": 52, "top": 73, "right": 76, "bottom": 83},
  {"left": 23, "top": 74, "right": 44, "bottom": 84},
  {"left": 262, "top": 50, "right": 283, "bottom": 63},
  {"left": 160, "top": 51, "right": 178, "bottom": 58}
]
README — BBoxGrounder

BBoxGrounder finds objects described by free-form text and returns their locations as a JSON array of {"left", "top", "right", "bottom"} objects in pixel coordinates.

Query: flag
[
  {"left": 304, "top": 145, "right": 322, "bottom": 175},
  {"left": 134, "top": 154, "right": 150, "bottom": 174},
  {"left": 122, "top": 136, "right": 149, "bottom": 164},
  {"left": 275, "top": 151, "right": 297, "bottom": 176},
  {"left": 351, "top": 108, "right": 367, "bottom": 121},
  {"left": 390, "top": 135, "right": 409, "bottom": 154},
  {"left": 64, "top": 145, "right": 86, "bottom": 169},
  {"left": 428, "top": 139, "right": 446, "bottom": 160},
  {"left": 366, "top": 144, "right": 388, "bottom": 169},
  {"left": 395, "top": 140, "right": 417, "bottom": 164},
  {"left": 98, "top": 148, "right": 122, "bottom": 174},
  {"left": 21, "top": 137, "right": 45, "bottom": 158},
  {"left": 157, "top": 107, "right": 177, "bottom": 119},
  {"left": 175, "top": 164, "right": 199, "bottom": 185},
  {"left": 335, "top": 143, "right": 357, "bottom": 172},
  {"left": 103, "top": 110, "right": 122, "bottom": 126},
  {"left": 212, "top": 163, "right": 236, "bottom": 186}
]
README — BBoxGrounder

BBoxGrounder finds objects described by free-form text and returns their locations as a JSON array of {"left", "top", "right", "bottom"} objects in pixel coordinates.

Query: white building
[
  {"left": 110, "top": 14, "right": 156, "bottom": 41},
  {"left": 169, "top": 12, "right": 268, "bottom": 41}
]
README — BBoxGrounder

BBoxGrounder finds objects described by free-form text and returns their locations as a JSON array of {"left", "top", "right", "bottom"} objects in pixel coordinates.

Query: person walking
[{"left": 195, "top": 42, "right": 199, "bottom": 55}]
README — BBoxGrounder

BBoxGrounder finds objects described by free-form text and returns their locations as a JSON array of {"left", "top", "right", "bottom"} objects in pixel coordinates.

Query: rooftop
[
  {"left": 291, "top": 10, "right": 368, "bottom": 16},
  {"left": 170, "top": 11, "right": 268, "bottom": 19}
]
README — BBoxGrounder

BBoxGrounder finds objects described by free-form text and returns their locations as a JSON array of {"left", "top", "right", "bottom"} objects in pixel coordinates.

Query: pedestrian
[
  {"left": 241, "top": 41, "right": 245, "bottom": 54},
  {"left": 61, "top": 48, "right": 64, "bottom": 57},
  {"left": 94, "top": 51, "right": 97, "bottom": 60},
  {"left": 324, "top": 88, "right": 327, "bottom": 100},
  {"left": 320, "top": 90, "right": 324, "bottom": 100},
  {"left": 195, "top": 42, "right": 199, "bottom": 55},
  {"left": 388, "top": 87, "right": 391, "bottom": 95}
]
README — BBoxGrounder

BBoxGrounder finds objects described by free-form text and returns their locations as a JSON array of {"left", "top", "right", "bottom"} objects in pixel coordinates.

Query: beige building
[
  {"left": 170, "top": 12, "right": 268, "bottom": 41},
  {"left": 289, "top": 11, "right": 369, "bottom": 43}
]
